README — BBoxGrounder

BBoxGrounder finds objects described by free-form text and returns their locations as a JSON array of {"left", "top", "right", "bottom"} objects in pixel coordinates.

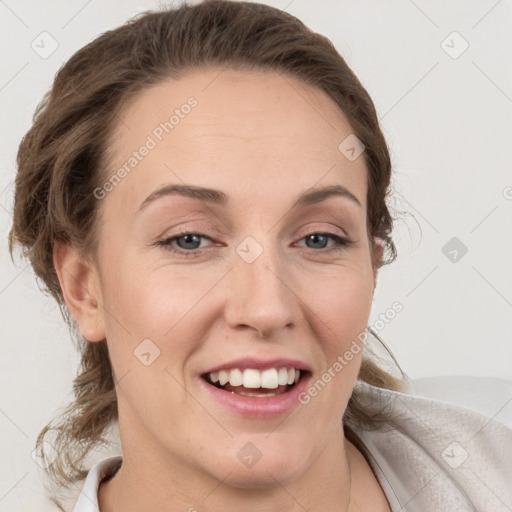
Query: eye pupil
[
  {"left": 178, "top": 234, "right": 202, "bottom": 249},
  {"left": 306, "top": 234, "right": 328, "bottom": 249}
]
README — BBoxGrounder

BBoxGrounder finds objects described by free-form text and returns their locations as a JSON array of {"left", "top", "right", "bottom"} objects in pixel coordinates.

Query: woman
[{"left": 8, "top": 1, "right": 511, "bottom": 510}]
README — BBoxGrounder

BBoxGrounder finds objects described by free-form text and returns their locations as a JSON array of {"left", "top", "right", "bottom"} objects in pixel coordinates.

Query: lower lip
[{"left": 199, "top": 374, "right": 311, "bottom": 419}]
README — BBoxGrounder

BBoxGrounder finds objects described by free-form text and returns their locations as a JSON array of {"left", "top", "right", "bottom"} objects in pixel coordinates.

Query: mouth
[
  {"left": 201, "top": 366, "right": 306, "bottom": 397},
  {"left": 199, "top": 360, "right": 312, "bottom": 418}
]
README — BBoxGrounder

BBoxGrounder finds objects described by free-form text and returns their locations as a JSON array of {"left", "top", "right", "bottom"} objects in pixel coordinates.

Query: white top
[{"left": 47, "top": 378, "right": 512, "bottom": 512}]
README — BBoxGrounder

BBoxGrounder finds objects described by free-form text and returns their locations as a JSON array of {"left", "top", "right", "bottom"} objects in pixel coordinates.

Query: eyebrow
[{"left": 138, "top": 183, "right": 361, "bottom": 212}]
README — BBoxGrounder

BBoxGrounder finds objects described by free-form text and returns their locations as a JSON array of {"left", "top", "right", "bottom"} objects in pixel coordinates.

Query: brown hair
[{"left": 8, "top": 0, "right": 406, "bottom": 487}]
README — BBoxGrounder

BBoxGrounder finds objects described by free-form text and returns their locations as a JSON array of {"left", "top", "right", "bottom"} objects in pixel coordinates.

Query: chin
[
  {"left": 203, "top": 439, "right": 314, "bottom": 489},
  {"left": 218, "top": 461, "right": 306, "bottom": 490}
]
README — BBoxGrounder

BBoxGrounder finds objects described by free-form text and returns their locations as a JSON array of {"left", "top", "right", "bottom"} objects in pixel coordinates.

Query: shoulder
[
  {"left": 37, "top": 456, "right": 122, "bottom": 512},
  {"left": 348, "top": 376, "right": 512, "bottom": 511},
  {"left": 408, "top": 375, "right": 512, "bottom": 429}
]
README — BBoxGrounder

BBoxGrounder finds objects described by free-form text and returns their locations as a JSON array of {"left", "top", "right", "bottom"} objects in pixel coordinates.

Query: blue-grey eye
[
  {"left": 305, "top": 234, "right": 330, "bottom": 249},
  {"left": 175, "top": 234, "right": 204, "bottom": 250}
]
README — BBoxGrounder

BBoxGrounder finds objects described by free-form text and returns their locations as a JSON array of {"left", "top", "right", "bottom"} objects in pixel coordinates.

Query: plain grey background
[{"left": 1, "top": 0, "right": 511, "bottom": 509}]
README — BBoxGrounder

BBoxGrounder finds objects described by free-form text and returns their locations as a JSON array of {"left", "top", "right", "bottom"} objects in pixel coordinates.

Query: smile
[
  {"left": 204, "top": 367, "right": 302, "bottom": 397},
  {"left": 199, "top": 359, "right": 311, "bottom": 418}
]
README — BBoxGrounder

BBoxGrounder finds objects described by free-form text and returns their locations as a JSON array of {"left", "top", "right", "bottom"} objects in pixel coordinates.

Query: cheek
[
  {"left": 98, "top": 258, "right": 222, "bottom": 366},
  {"left": 292, "top": 273, "right": 372, "bottom": 431},
  {"left": 307, "top": 267, "right": 374, "bottom": 345},
  {"left": 101, "top": 250, "right": 195, "bottom": 325}
]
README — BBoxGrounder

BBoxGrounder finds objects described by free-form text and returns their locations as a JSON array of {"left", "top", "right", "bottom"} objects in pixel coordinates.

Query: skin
[{"left": 54, "top": 67, "right": 390, "bottom": 511}]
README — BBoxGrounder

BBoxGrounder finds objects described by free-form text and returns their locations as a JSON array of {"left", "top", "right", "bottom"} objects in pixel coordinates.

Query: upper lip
[{"left": 202, "top": 357, "right": 311, "bottom": 374}]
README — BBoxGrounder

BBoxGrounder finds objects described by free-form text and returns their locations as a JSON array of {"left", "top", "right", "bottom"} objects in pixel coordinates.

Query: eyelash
[{"left": 155, "top": 229, "right": 354, "bottom": 258}]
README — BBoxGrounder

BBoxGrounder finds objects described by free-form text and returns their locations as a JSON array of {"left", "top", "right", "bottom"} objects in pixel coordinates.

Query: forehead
[{"left": 104, "top": 67, "right": 367, "bottom": 212}]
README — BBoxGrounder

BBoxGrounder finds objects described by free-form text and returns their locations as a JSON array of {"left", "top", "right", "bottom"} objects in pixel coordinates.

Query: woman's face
[{"left": 84, "top": 68, "right": 379, "bottom": 487}]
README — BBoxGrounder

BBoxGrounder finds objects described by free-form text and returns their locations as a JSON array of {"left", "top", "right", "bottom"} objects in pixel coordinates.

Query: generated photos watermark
[
  {"left": 93, "top": 96, "right": 198, "bottom": 200},
  {"left": 298, "top": 301, "right": 403, "bottom": 405}
]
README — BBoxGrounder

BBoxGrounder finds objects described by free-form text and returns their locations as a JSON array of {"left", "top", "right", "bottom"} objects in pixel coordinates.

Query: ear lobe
[{"left": 53, "top": 241, "right": 105, "bottom": 342}]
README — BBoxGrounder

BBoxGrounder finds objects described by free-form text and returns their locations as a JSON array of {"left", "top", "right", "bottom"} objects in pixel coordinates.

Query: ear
[
  {"left": 53, "top": 241, "right": 105, "bottom": 342},
  {"left": 371, "top": 238, "right": 385, "bottom": 290}
]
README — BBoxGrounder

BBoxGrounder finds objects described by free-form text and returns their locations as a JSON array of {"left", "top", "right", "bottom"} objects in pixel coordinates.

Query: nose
[{"left": 223, "top": 240, "right": 301, "bottom": 339}]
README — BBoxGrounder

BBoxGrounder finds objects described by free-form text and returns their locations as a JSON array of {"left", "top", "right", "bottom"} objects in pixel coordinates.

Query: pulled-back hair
[{"left": 8, "top": 0, "right": 406, "bottom": 487}]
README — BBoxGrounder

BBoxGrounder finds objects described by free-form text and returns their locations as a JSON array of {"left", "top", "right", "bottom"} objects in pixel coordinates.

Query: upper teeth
[{"left": 209, "top": 367, "right": 300, "bottom": 389}]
